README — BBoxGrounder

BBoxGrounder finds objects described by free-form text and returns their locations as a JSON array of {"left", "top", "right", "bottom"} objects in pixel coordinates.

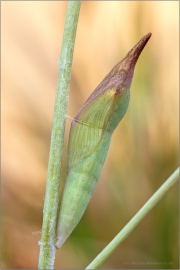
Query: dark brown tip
[
  {"left": 109, "top": 32, "right": 152, "bottom": 87},
  {"left": 124, "top": 32, "right": 152, "bottom": 67}
]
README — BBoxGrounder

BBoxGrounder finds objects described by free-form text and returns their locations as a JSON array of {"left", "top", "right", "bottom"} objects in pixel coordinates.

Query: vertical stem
[{"left": 38, "top": 1, "right": 82, "bottom": 269}]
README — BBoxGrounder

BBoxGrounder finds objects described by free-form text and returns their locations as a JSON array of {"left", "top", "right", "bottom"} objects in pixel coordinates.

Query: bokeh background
[{"left": 1, "top": 1, "right": 179, "bottom": 269}]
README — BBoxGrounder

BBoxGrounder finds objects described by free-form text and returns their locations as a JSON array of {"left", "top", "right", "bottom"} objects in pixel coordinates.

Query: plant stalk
[
  {"left": 38, "top": 1, "right": 81, "bottom": 269},
  {"left": 86, "top": 167, "right": 179, "bottom": 269}
]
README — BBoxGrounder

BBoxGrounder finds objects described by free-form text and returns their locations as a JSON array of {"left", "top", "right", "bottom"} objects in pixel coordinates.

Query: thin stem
[
  {"left": 86, "top": 168, "right": 179, "bottom": 269},
  {"left": 38, "top": 1, "right": 81, "bottom": 269}
]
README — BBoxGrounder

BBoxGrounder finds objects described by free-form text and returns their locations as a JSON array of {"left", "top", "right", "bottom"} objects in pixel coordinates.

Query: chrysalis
[{"left": 56, "top": 33, "right": 152, "bottom": 248}]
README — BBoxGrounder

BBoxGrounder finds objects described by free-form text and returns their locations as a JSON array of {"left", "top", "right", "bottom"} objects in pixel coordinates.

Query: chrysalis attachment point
[{"left": 66, "top": 115, "right": 74, "bottom": 120}]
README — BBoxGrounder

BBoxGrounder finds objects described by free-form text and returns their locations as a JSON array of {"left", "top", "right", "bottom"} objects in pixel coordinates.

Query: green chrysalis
[{"left": 56, "top": 33, "right": 152, "bottom": 249}]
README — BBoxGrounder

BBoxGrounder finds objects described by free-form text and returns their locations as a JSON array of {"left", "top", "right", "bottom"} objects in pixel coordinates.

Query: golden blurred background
[{"left": 1, "top": 1, "right": 179, "bottom": 269}]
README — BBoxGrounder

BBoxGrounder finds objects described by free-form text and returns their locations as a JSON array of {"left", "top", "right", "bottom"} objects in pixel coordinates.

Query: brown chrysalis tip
[
  {"left": 122, "top": 32, "right": 152, "bottom": 70},
  {"left": 110, "top": 32, "right": 152, "bottom": 84}
]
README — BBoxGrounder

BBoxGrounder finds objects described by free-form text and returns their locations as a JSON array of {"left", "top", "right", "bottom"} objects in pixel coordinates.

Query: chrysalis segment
[
  {"left": 56, "top": 33, "right": 152, "bottom": 249},
  {"left": 56, "top": 128, "right": 111, "bottom": 247}
]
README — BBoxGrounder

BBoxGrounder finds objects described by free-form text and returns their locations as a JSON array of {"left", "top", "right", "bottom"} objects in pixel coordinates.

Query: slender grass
[
  {"left": 38, "top": 1, "right": 81, "bottom": 269},
  {"left": 86, "top": 167, "right": 179, "bottom": 269}
]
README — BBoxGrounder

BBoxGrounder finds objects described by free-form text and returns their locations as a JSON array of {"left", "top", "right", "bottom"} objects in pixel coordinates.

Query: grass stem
[
  {"left": 86, "top": 168, "right": 179, "bottom": 269},
  {"left": 38, "top": 1, "right": 81, "bottom": 269}
]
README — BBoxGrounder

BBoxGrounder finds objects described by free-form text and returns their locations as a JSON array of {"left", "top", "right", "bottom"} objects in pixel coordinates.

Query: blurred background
[{"left": 1, "top": 1, "right": 179, "bottom": 269}]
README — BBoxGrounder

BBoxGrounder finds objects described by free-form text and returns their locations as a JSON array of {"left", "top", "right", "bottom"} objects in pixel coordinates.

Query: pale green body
[
  {"left": 56, "top": 32, "right": 151, "bottom": 248},
  {"left": 57, "top": 129, "right": 111, "bottom": 247},
  {"left": 56, "top": 89, "right": 130, "bottom": 248}
]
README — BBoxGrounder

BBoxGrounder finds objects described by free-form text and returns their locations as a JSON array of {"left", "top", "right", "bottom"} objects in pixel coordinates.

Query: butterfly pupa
[{"left": 56, "top": 33, "right": 152, "bottom": 249}]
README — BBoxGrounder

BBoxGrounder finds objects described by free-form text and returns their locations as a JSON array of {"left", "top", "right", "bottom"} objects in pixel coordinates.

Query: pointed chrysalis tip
[
  {"left": 147, "top": 32, "right": 152, "bottom": 37},
  {"left": 145, "top": 32, "right": 152, "bottom": 40},
  {"left": 127, "top": 32, "right": 152, "bottom": 62},
  {"left": 140, "top": 32, "right": 152, "bottom": 47}
]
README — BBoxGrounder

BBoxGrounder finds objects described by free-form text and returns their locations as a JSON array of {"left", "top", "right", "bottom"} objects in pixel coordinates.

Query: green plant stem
[
  {"left": 86, "top": 167, "right": 179, "bottom": 269},
  {"left": 38, "top": 1, "right": 81, "bottom": 269}
]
